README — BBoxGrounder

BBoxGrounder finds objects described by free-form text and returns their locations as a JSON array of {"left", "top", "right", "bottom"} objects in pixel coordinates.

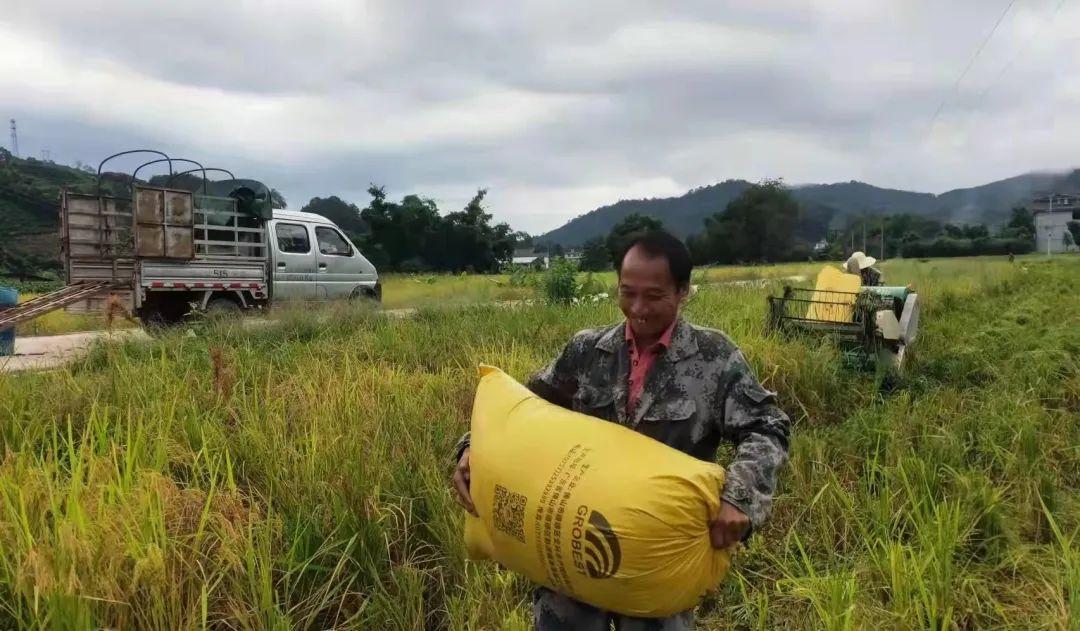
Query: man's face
[{"left": 617, "top": 245, "right": 687, "bottom": 340}]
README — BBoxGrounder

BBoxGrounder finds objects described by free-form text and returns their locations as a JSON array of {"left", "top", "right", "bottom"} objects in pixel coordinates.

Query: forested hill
[{"left": 539, "top": 170, "right": 1080, "bottom": 247}]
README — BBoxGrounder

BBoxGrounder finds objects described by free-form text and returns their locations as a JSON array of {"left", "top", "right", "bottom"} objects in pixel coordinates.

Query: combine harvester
[
  {"left": 767, "top": 266, "right": 919, "bottom": 376},
  {"left": 0, "top": 149, "right": 380, "bottom": 336}
]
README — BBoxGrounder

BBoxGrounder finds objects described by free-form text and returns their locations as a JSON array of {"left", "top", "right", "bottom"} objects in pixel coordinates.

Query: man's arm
[
  {"left": 525, "top": 334, "right": 584, "bottom": 408},
  {"left": 717, "top": 350, "right": 792, "bottom": 535}
]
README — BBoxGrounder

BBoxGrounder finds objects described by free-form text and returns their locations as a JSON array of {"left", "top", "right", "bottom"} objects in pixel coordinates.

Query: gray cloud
[{"left": 3, "top": 0, "right": 1079, "bottom": 233}]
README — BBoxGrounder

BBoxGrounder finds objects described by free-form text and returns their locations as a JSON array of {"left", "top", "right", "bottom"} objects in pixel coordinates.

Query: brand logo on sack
[{"left": 570, "top": 506, "right": 621, "bottom": 579}]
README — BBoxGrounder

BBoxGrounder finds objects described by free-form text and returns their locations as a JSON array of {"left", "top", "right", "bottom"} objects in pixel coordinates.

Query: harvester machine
[{"left": 767, "top": 266, "right": 919, "bottom": 374}]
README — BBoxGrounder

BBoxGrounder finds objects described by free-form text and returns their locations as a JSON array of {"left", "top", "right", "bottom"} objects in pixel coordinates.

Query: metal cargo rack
[{"left": 9, "top": 149, "right": 273, "bottom": 326}]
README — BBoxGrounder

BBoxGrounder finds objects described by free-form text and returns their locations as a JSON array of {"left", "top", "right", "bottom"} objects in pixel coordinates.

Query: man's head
[{"left": 615, "top": 230, "right": 691, "bottom": 341}]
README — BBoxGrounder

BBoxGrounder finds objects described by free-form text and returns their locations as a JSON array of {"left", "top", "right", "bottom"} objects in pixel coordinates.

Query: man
[
  {"left": 844, "top": 251, "right": 883, "bottom": 286},
  {"left": 452, "top": 231, "right": 791, "bottom": 630}
]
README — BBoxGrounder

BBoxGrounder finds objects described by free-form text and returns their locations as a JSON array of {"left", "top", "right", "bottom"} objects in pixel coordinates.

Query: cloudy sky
[{"left": 2, "top": 0, "right": 1078, "bottom": 233}]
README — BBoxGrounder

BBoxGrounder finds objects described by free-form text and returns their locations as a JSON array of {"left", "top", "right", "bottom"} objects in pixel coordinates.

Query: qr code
[{"left": 493, "top": 484, "right": 527, "bottom": 543}]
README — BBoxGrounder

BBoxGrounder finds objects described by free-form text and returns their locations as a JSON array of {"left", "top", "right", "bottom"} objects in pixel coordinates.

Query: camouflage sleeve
[
  {"left": 524, "top": 332, "right": 586, "bottom": 409},
  {"left": 450, "top": 432, "right": 471, "bottom": 469},
  {"left": 717, "top": 350, "right": 791, "bottom": 533},
  {"left": 450, "top": 332, "right": 585, "bottom": 466}
]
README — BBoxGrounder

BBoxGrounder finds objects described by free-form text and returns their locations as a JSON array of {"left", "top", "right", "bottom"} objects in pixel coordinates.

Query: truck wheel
[
  {"left": 206, "top": 297, "right": 242, "bottom": 318},
  {"left": 140, "top": 309, "right": 182, "bottom": 337},
  {"left": 349, "top": 286, "right": 379, "bottom": 304}
]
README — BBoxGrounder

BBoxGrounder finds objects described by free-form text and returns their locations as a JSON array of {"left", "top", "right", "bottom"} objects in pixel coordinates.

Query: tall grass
[{"left": 0, "top": 256, "right": 1076, "bottom": 629}]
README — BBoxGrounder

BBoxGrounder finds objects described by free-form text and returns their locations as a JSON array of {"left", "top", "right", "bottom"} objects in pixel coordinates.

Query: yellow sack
[
  {"left": 464, "top": 365, "right": 731, "bottom": 618},
  {"left": 806, "top": 265, "right": 862, "bottom": 322}
]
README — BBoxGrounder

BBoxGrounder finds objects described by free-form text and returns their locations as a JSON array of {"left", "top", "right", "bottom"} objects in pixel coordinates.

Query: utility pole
[
  {"left": 862, "top": 214, "right": 867, "bottom": 252},
  {"left": 1047, "top": 195, "right": 1054, "bottom": 257},
  {"left": 9, "top": 119, "right": 18, "bottom": 157},
  {"left": 880, "top": 215, "right": 885, "bottom": 261}
]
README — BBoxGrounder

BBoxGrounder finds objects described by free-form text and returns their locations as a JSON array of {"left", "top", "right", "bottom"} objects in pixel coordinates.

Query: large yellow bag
[
  {"left": 464, "top": 365, "right": 731, "bottom": 618},
  {"left": 806, "top": 265, "right": 862, "bottom": 322}
]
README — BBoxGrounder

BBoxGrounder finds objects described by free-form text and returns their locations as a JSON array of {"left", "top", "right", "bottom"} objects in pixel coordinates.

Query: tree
[
  {"left": 943, "top": 223, "right": 965, "bottom": 239},
  {"left": 359, "top": 186, "right": 514, "bottom": 273},
  {"left": 686, "top": 232, "right": 712, "bottom": 266},
  {"left": 1003, "top": 206, "right": 1035, "bottom": 240},
  {"left": 1067, "top": 221, "right": 1080, "bottom": 246},
  {"left": 693, "top": 179, "right": 799, "bottom": 263},
  {"left": 511, "top": 231, "right": 533, "bottom": 248},
  {"left": 962, "top": 224, "right": 989, "bottom": 240},
  {"left": 300, "top": 196, "right": 367, "bottom": 241},
  {"left": 606, "top": 213, "right": 663, "bottom": 264},
  {"left": 0, "top": 247, "right": 50, "bottom": 281},
  {"left": 270, "top": 188, "right": 287, "bottom": 209},
  {"left": 579, "top": 237, "right": 610, "bottom": 271},
  {"left": 434, "top": 189, "right": 515, "bottom": 273}
]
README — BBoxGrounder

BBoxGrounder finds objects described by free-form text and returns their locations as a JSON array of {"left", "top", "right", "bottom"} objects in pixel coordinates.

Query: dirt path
[{"left": 1, "top": 330, "right": 151, "bottom": 373}]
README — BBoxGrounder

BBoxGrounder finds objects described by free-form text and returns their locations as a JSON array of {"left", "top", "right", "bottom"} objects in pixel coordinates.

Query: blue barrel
[{"left": 0, "top": 287, "right": 16, "bottom": 357}]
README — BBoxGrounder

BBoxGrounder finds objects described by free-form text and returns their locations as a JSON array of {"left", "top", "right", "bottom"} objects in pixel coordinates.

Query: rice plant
[{"left": 0, "top": 255, "right": 1076, "bottom": 629}]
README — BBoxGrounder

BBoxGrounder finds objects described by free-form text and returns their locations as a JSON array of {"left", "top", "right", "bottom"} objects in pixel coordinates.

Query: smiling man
[{"left": 452, "top": 230, "right": 791, "bottom": 630}]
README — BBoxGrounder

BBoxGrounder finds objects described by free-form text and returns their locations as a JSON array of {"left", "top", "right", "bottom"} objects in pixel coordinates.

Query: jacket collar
[{"left": 597, "top": 318, "right": 698, "bottom": 363}]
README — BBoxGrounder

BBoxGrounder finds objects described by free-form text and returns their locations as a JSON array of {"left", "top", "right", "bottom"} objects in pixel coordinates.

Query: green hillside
[{"left": 540, "top": 171, "right": 1080, "bottom": 247}]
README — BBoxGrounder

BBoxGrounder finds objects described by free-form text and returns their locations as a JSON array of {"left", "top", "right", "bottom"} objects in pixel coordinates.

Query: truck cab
[{"left": 269, "top": 210, "right": 380, "bottom": 302}]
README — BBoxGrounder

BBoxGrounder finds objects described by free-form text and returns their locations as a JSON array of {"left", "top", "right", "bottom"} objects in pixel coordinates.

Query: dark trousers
[{"left": 533, "top": 587, "right": 694, "bottom": 631}]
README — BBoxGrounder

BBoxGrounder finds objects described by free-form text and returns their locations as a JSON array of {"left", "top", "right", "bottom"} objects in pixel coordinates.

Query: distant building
[
  {"left": 813, "top": 239, "right": 829, "bottom": 254},
  {"left": 511, "top": 248, "right": 549, "bottom": 269},
  {"left": 1032, "top": 194, "right": 1080, "bottom": 253}
]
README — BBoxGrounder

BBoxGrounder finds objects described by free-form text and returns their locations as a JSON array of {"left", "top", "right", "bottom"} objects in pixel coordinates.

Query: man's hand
[
  {"left": 452, "top": 447, "right": 478, "bottom": 517},
  {"left": 709, "top": 501, "right": 750, "bottom": 549}
]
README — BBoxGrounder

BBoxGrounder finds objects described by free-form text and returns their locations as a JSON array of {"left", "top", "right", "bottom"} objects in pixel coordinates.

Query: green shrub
[{"left": 542, "top": 258, "right": 578, "bottom": 304}]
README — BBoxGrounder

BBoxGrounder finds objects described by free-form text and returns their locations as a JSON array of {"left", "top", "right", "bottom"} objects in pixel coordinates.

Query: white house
[
  {"left": 511, "top": 248, "right": 549, "bottom": 269},
  {"left": 1032, "top": 194, "right": 1080, "bottom": 254}
]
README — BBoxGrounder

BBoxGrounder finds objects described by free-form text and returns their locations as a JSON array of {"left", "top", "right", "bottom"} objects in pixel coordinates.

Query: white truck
[{"left": 0, "top": 151, "right": 380, "bottom": 331}]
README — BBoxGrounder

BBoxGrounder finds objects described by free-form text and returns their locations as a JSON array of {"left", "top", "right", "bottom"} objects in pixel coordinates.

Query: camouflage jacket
[{"left": 456, "top": 319, "right": 791, "bottom": 532}]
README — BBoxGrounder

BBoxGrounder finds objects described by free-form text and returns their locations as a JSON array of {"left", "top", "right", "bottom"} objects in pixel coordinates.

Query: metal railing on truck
[{"left": 8, "top": 150, "right": 271, "bottom": 328}]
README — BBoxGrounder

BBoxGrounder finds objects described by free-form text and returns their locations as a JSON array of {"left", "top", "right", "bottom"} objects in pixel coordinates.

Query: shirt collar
[
  {"left": 597, "top": 319, "right": 699, "bottom": 363},
  {"left": 625, "top": 317, "right": 678, "bottom": 351}
]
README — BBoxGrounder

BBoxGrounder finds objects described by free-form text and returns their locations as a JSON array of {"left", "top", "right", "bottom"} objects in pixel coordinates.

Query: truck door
[
  {"left": 314, "top": 225, "right": 375, "bottom": 299},
  {"left": 272, "top": 221, "right": 317, "bottom": 300}
]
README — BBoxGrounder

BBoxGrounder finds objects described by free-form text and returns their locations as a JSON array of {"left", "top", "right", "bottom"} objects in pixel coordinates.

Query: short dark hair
[{"left": 616, "top": 230, "right": 692, "bottom": 291}]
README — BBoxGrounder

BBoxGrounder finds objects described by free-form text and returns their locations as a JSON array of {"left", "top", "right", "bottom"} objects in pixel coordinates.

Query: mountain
[
  {"left": 539, "top": 170, "right": 1080, "bottom": 247},
  {"left": 538, "top": 179, "right": 755, "bottom": 249}
]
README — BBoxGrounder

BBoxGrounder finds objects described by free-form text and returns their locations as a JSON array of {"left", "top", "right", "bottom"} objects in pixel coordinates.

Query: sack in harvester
[{"left": 464, "top": 365, "right": 731, "bottom": 618}]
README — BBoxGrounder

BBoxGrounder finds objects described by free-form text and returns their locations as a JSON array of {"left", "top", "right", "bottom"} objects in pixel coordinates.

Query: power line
[
  {"left": 926, "top": 0, "right": 1019, "bottom": 135},
  {"left": 974, "top": 0, "right": 1069, "bottom": 102}
]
